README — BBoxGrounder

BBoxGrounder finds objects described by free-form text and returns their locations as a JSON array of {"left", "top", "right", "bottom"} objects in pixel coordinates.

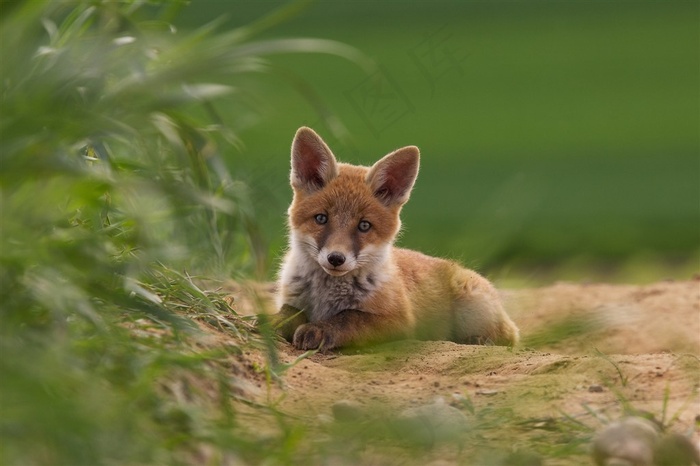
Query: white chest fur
[{"left": 277, "top": 243, "right": 391, "bottom": 322}]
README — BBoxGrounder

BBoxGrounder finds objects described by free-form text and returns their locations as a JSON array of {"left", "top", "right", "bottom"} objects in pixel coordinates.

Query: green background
[{"left": 182, "top": 1, "right": 698, "bottom": 283}]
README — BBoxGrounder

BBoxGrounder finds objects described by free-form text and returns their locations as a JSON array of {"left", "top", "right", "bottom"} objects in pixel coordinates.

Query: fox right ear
[{"left": 290, "top": 127, "right": 339, "bottom": 193}]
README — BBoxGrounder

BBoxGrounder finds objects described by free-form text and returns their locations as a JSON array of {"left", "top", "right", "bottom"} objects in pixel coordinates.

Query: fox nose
[{"left": 327, "top": 252, "right": 346, "bottom": 267}]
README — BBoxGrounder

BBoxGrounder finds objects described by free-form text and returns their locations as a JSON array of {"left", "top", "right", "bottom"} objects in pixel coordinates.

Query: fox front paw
[{"left": 293, "top": 323, "right": 336, "bottom": 351}]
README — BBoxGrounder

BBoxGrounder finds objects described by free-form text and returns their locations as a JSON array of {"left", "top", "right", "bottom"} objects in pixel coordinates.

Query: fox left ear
[{"left": 366, "top": 146, "right": 420, "bottom": 207}]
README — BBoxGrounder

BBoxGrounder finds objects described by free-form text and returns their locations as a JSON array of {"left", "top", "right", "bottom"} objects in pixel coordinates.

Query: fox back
[{"left": 275, "top": 127, "right": 519, "bottom": 350}]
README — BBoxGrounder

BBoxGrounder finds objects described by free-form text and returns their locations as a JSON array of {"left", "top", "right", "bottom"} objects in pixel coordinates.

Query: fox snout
[{"left": 318, "top": 247, "right": 355, "bottom": 276}]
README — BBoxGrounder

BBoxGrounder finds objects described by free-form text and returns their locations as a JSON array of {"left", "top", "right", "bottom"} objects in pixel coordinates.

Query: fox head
[{"left": 288, "top": 127, "right": 420, "bottom": 277}]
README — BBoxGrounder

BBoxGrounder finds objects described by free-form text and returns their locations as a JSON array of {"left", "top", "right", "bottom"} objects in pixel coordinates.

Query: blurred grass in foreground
[{"left": 0, "top": 1, "right": 367, "bottom": 463}]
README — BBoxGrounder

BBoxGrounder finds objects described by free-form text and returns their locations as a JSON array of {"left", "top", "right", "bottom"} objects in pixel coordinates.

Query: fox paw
[{"left": 293, "top": 323, "right": 336, "bottom": 351}]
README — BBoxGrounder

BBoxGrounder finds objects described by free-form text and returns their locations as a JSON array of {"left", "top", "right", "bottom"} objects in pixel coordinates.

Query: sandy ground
[{"left": 226, "top": 278, "right": 700, "bottom": 464}]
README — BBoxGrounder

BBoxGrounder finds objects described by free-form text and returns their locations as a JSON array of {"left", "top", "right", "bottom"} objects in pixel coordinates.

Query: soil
[{"left": 226, "top": 278, "right": 700, "bottom": 464}]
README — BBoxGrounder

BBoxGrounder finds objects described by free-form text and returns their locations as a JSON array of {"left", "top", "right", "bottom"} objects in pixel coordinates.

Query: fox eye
[
  {"left": 314, "top": 213, "right": 328, "bottom": 225},
  {"left": 358, "top": 220, "right": 371, "bottom": 232}
]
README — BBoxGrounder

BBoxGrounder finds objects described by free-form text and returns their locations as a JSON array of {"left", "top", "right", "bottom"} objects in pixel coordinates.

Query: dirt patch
[
  {"left": 228, "top": 279, "right": 700, "bottom": 463},
  {"left": 508, "top": 280, "right": 700, "bottom": 355}
]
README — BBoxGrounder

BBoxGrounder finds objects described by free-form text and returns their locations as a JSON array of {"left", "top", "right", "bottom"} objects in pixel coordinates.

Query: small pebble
[
  {"left": 654, "top": 433, "right": 700, "bottom": 466},
  {"left": 397, "top": 397, "right": 469, "bottom": 446},
  {"left": 331, "top": 399, "right": 365, "bottom": 423},
  {"left": 591, "top": 417, "right": 659, "bottom": 466}
]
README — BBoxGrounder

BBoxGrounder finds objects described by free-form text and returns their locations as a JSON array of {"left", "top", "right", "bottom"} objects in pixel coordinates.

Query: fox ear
[
  {"left": 291, "top": 127, "right": 339, "bottom": 193},
  {"left": 366, "top": 146, "right": 420, "bottom": 206}
]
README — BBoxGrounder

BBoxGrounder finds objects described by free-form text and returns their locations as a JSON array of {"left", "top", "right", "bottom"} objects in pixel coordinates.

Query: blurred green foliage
[
  {"left": 180, "top": 1, "right": 699, "bottom": 282},
  {"left": 0, "top": 1, "right": 367, "bottom": 463}
]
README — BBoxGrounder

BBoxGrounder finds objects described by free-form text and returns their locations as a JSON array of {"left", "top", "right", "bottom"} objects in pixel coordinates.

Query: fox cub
[{"left": 274, "top": 127, "right": 519, "bottom": 350}]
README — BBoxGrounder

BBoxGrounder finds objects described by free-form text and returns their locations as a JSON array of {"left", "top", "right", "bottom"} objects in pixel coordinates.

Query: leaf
[
  {"left": 182, "top": 83, "right": 235, "bottom": 100},
  {"left": 125, "top": 277, "right": 163, "bottom": 305}
]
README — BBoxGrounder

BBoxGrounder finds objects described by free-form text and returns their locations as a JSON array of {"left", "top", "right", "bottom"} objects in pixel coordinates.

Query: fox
[{"left": 273, "top": 127, "right": 519, "bottom": 351}]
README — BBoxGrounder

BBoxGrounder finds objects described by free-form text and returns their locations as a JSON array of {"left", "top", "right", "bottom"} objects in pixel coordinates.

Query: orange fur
[{"left": 275, "top": 127, "right": 519, "bottom": 350}]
